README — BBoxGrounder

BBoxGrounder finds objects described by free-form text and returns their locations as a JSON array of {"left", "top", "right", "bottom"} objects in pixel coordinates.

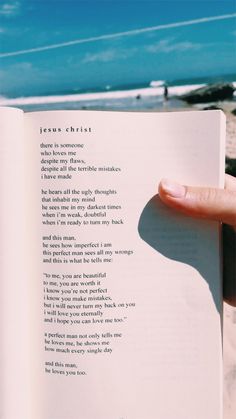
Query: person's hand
[{"left": 158, "top": 174, "right": 236, "bottom": 307}]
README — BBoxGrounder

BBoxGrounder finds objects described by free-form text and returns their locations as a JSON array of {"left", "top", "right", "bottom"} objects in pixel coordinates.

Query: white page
[
  {"left": 26, "top": 109, "right": 224, "bottom": 419},
  {"left": 0, "top": 107, "right": 42, "bottom": 419},
  {"left": 3, "top": 109, "right": 225, "bottom": 419}
]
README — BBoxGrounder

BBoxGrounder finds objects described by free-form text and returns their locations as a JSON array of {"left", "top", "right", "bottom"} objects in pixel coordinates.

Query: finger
[
  {"left": 225, "top": 174, "right": 236, "bottom": 191},
  {"left": 158, "top": 178, "right": 236, "bottom": 227}
]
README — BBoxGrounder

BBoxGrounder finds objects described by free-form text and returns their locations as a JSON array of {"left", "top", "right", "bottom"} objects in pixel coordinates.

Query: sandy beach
[
  {"left": 224, "top": 301, "right": 236, "bottom": 419},
  {"left": 221, "top": 102, "right": 236, "bottom": 419}
]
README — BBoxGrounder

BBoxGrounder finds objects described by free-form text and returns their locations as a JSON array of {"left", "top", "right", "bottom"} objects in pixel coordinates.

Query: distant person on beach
[
  {"left": 164, "top": 84, "right": 168, "bottom": 101},
  {"left": 158, "top": 174, "right": 236, "bottom": 307},
  {"left": 163, "top": 84, "right": 169, "bottom": 109}
]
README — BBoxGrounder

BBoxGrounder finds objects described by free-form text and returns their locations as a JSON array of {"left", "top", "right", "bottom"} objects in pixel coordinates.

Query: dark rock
[
  {"left": 226, "top": 157, "right": 236, "bottom": 177},
  {"left": 179, "top": 83, "right": 235, "bottom": 104},
  {"left": 136, "top": 94, "right": 141, "bottom": 100},
  {"left": 231, "top": 108, "right": 236, "bottom": 116},
  {"left": 203, "top": 105, "right": 223, "bottom": 111}
]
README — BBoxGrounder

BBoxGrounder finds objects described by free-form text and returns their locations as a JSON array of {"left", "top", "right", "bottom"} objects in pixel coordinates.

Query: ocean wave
[
  {"left": 0, "top": 84, "right": 205, "bottom": 106},
  {"left": 0, "top": 82, "right": 235, "bottom": 106}
]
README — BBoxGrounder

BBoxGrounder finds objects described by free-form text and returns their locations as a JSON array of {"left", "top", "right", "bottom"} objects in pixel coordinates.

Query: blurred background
[
  {"left": 0, "top": 0, "right": 235, "bottom": 113},
  {"left": 0, "top": 1, "right": 236, "bottom": 418}
]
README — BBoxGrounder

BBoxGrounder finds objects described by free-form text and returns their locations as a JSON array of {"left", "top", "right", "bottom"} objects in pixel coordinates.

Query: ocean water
[{"left": 0, "top": 76, "right": 235, "bottom": 112}]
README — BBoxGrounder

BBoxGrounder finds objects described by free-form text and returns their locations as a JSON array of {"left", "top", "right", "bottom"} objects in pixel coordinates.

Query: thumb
[{"left": 158, "top": 178, "right": 236, "bottom": 228}]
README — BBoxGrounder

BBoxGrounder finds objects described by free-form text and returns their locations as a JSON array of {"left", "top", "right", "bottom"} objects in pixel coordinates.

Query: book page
[
  {"left": 25, "top": 109, "right": 224, "bottom": 419},
  {"left": 0, "top": 107, "right": 42, "bottom": 419}
]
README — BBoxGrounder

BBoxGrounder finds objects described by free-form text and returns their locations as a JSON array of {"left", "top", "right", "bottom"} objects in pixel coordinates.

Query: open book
[{"left": 0, "top": 107, "right": 225, "bottom": 419}]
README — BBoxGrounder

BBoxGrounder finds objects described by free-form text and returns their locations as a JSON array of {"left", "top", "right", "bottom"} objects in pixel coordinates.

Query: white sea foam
[
  {"left": 0, "top": 84, "right": 206, "bottom": 106},
  {"left": 149, "top": 80, "right": 166, "bottom": 87}
]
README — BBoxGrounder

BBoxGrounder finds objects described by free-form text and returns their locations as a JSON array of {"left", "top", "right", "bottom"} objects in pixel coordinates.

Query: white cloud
[
  {"left": 11, "top": 62, "right": 33, "bottom": 70},
  {"left": 82, "top": 47, "right": 137, "bottom": 64},
  {"left": 0, "top": 61, "right": 52, "bottom": 90},
  {"left": 82, "top": 50, "right": 117, "bottom": 64},
  {"left": 0, "top": 2, "right": 20, "bottom": 17},
  {"left": 146, "top": 39, "right": 202, "bottom": 54}
]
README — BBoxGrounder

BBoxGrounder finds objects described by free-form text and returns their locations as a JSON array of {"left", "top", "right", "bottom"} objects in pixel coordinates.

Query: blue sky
[{"left": 0, "top": 0, "right": 236, "bottom": 97}]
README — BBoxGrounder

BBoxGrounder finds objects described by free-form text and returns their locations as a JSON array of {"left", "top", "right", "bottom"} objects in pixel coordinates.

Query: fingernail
[{"left": 160, "top": 178, "right": 186, "bottom": 198}]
